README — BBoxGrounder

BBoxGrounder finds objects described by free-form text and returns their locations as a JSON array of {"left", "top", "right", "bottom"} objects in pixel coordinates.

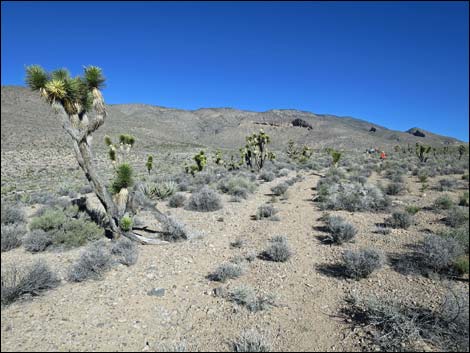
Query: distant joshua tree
[{"left": 25, "top": 65, "right": 179, "bottom": 244}]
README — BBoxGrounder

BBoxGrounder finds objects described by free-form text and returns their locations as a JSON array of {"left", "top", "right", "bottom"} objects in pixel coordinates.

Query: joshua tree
[
  {"left": 146, "top": 155, "right": 154, "bottom": 175},
  {"left": 326, "top": 148, "right": 342, "bottom": 167},
  {"left": 213, "top": 150, "right": 225, "bottom": 166},
  {"left": 415, "top": 143, "right": 431, "bottom": 163},
  {"left": 25, "top": 65, "right": 179, "bottom": 244},
  {"left": 458, "top": 145, "right": 467, "bottom": 160},
  {"left": 241, "top": 130, "right": 275, "bottom": 170}
]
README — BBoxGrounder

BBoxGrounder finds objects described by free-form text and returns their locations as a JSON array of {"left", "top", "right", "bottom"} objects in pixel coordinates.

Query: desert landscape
[
  {"left": 1, "top": 2, "right": 469, "bottom": 352},
  {"left": 1, "top": 79, "right": 469, "bottom": 351}
]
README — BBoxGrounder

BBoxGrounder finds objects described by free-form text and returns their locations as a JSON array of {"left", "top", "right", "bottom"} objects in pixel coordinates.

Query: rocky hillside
[{"left": 1, "top": 85, "right": 462, "bottom": 153}]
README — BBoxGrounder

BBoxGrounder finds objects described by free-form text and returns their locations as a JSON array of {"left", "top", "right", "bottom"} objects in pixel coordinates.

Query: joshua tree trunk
[{"left": 54, "top": 97, "right": 168, "bottom": 245}]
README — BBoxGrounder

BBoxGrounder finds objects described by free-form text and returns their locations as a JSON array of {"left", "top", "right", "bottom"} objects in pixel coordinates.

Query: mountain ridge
[{"left": 1, "top": 85, "right": 464, "bottom": 153}]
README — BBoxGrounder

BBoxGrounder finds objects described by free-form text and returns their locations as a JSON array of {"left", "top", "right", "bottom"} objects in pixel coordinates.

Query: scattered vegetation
[
  {"left": 208, "top": 262, "right": 243, "bottom": 282},
  {"left": 228, "top": 285, "right": 275, "bottom": 312},
  {"left": 67, "top": 241, "right": 112, "bottom": 282},
  {"left": 324, "top": 215, "right": 357, "bottom": 244},
  {"left": 232, "top": 329, "right": 271, "bottom": 352},
  {"left": 255, "top": 204, "right": 279, "bottom": 220},
  {"left": 261, "top": 236, "right": 292, "bottom": 262},
  {"left": 186, "top": 186, "right": 222, "bottom": 212},
  {"left": 343, "top": 289, "right": 469, "bottom": 352},
  {"left": 110, "top": 237, "right": 138, "bottom": 266},
  {"left": 342, "top": 249, "right": 384, "bottom": 279},
  {"left": 385, "top": 211, "right": 413, "bottom": 229},
  {"left": 168, "top": 193, "right": 187, "bottom": 208},
  {"left": 1, "top": 261, "right": 60, "bottom": 306},
  {"left": 1, "top": 224, "right": 26, "bottom": 252}
]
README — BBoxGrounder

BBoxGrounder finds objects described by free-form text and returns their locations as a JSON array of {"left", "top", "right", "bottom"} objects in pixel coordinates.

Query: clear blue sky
[{"left": 2, "top": 1, "right": 469, "bottom": 141}]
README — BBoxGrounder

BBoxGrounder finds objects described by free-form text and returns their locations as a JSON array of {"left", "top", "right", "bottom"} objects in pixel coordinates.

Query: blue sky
[{"left": 2, "top": 1, "right": 468, "bottom": 141}]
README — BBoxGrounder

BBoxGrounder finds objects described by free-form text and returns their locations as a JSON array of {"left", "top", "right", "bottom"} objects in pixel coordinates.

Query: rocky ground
[{"left": 2, "top": 168, "right": 468, "bottom": 352}]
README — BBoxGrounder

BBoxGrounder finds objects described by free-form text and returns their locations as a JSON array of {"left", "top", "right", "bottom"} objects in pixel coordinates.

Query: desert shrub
[
  {"left": 261, "top": 236, "right": 292, "bottom": 262},
  {"left": 418, "top": 170, "right": 428, "bottom": 183},
  {"left": 230, "top": 238, "right": 246, "bottom": 248},
  {"left": 208, "top": 262, "right": 243, "bottom": 282},
  {"left": 438, "top": 178, "right": 457, "bottom": 191},
  {"left": 161, "top": 216, "right": 190, "bottom": 242},
  {"left": 270, "top": 182, "right": 288, "bottom": 196},
  {"left": 348, "top": 174, "right": 367, "bottom": 185},
  {"left": 53, "top": 217, "right": 104, "bottom": 249},
  {"left": 1, "top": 203, "right": 25, "bottom": 225},
  {"left": 458, "top": 191, "right": 469, "bottom": 207},
  {"left": 110, "top": 237, "right": 138, "bottom": 266},
  {"left": 444, "top": 207, "right": 469, "bottom": 228},
  {"left": 259, "top": 171, "right": 275, "bottom": 182},
  {"left": 57, "top": 183, "right": 78, "bottom": 198},
  {"left": 28, "top": 191, "right": 60, "bottom": 206},
  {"left": 433, "top": 195, "right": 455, "bottom": 210},
  {"left": 385, "top": 211, "right": 413, "bottom": 229},
  {"left": 440, "top": 222, "right": 469, "bottom": 254},
  {"left": 232, "top": 329, "right": 271, "bottom": 352},
  {"left": 67, "top": 241, "right": 112, "bottom": 282},
  {"left": 277, "top": 168, "right": 290, "bottom": 177},
  {"left": 385, "top": 182, "right": 406, "bottom": 196},
  {"left": 375, "top": 225, "right": 392, "bottom": 235},
  {"left": 229, "top": 285, "right": 275, "bottom": 312},
  {"left": 168, "top": 193, "right": 187, "bottom": 208},
  {"left": 325, "top": 216, "right": 357, "bottom": 244},
  {"left": 405, "top": 205, "right": 420, "bottom": 215},
  {"left": 454, "top": 256, "right": 469, "bottom": 275},
  {"left": 418, "top": 234, "right": 464, "bottom": 272},
  {"left": 29, "top": 208, "right": 68, "bottom": 232},
  {"left": 218, "top": 175, "right": 256, "bottom": 199},
  {"left": 1, "top": 260, "right": 60, "bottom": 306},
  {"left": 255, "top": 204, "right": 278, "bottom": 220},
  {"left": 342, "top": 249, "right": 384, "bottom": 279},
  {"left": 186, "top": 186, "right": 222, "bottom": 212},
  {"left": 343, "top": 290, "right": 469, "bottom": 352},
  {"left": 318, "top": 180, "right": 390, "bottom": 212},
  {"left": 23, "top": 229, "right": 53, "bottom": 253},
  {"left": 1, "top": 224, "right": 26, "bottom": 252}
]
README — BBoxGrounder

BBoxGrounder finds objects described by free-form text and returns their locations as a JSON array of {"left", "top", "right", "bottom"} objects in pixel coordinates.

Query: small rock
[{"left": 148, "top": 288, "right": 165, "bottom": 297}]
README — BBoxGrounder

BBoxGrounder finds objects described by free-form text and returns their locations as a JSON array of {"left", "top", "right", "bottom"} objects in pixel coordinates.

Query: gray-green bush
[
  {"left": 342, "top": 249, "right": 384, "bottom": 279},
  {"left": 186, "top": 186, "right": 222, "bottom": 212},
  {"left": 1, "top": 261, "right": 60, "bottom": 306}
]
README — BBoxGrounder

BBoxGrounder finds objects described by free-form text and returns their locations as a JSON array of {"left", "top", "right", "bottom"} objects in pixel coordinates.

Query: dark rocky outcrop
[
  {"left": 369, "top": 127, "right": 376, "bottom": 132},
  {"left": 407, "top": 128, "right": 426, "bottom": 138},
  {"left": 292, "top": 118, "right": 312, "bottom": 130}
]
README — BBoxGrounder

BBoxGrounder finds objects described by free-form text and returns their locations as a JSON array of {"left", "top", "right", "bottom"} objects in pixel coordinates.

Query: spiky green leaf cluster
[
  {"left": 111, "top": 163, "right": 134, "bottom": 194},
  {"left": 146, "top": 155, "right": 154, "bottom": 174},
  {"left": 119, "top": 134, "right": 135, "bottom": 146},
  {"left": 25, "top": 65, "right": 104, "bottom": 114}
]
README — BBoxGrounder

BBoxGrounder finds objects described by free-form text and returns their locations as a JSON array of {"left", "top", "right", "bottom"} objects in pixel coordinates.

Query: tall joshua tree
[{"left": 25, "top": 65, "right": 175, "bottom": 244}]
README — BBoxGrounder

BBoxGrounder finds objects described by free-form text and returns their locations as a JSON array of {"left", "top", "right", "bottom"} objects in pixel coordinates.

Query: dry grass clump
[{"left": 1, "top": 260, "right": 60, "bottom": 306}]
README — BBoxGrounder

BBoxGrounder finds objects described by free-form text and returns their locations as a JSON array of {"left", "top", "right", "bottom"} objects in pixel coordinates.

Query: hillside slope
[{"left": 1, "top": 85, "right": 462, "bottom": 153}]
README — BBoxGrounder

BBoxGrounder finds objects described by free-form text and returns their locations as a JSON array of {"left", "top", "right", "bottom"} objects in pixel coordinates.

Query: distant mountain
[{"left": 1, "top": 85, "right": 463, "bottom": 153}]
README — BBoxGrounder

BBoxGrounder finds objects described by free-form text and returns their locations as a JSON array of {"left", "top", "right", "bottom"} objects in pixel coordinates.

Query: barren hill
[{"left": 1, "top": 85, "right": 462, "bottom": 153}]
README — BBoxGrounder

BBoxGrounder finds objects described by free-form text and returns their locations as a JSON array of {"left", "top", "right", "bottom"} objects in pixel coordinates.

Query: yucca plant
[
  {"left": 25, "top": 65, "right": 183, "bottom": 244},
  {"left": 146, "top": 155, "right": 154, "bottom": 175}
]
